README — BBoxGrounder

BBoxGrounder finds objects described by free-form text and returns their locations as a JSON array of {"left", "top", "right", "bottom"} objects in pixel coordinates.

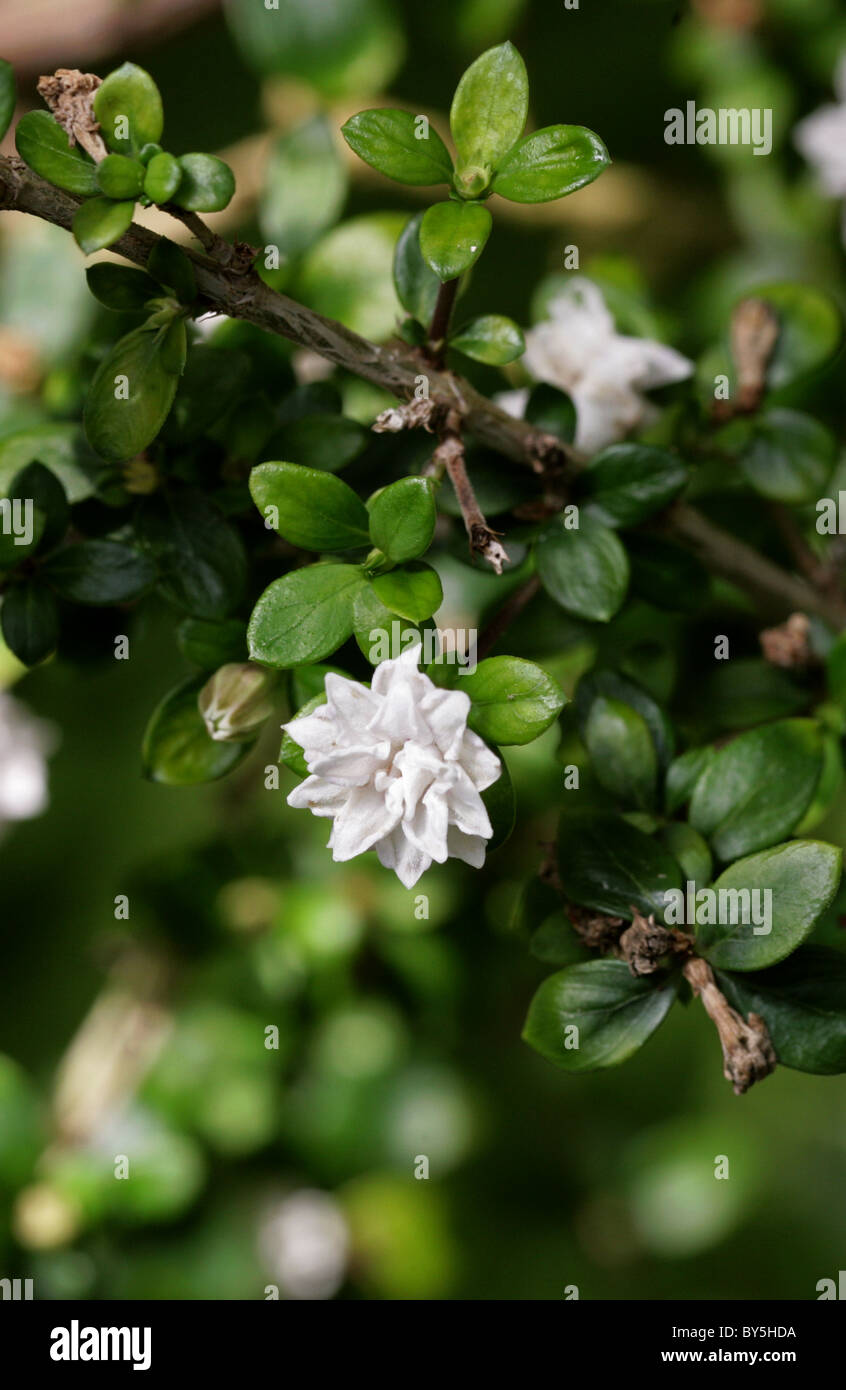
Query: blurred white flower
[
  {"left": 259, "top": 1190, "right": 349, "bottom": 1301},
  {"left": 522, "top": 277, "right": 693, "bottom": 454},
  {"left": 283, "top": 644, "right": 500, "bottom": 889},
  {"left": 794, "top": 56, "right": 846, "bottom": 243},
  {"left": 0, "top": 692, "right": 54, "bottom": 834}
]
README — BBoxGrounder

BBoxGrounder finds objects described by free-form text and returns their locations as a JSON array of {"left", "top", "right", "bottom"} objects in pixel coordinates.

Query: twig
[
  {"left": 427, "top": 277, "right": 459, "bottom": 367},
  {"left": 683, "top": 956, "right": 777, "bottom": 1095},
  {"left": 436, "top": 407, "right": 509, "bottom": 573}
]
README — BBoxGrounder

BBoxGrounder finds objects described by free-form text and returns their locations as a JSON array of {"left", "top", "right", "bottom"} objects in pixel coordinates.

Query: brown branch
[
  {"left": 435, "top": 407, "right": 509, "bottom": 574},
  {"left": 683, "top": 956, "right": 777, "bottom": 1095},
  {"left": 2, "top": 150, "right": 845, "bottom": 630},
  {"left": 427, "top": 276, "right": 459, "bottom": 368},
  {"left": 477, "top": 574, "right": 541, "bottom": 660}
]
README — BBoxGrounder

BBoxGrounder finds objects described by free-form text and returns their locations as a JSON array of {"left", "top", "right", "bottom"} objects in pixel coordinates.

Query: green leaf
[
  {"left": 523, "top": 959, "right": 676, "bottom": 1071},
  {"left": 419, "top": 201, "right": 492, "bottom": 282},
  {"left": 72, "top": 196, "right": 135, "bottom": 255},
  {"left": 581, "top": 444, "right": 688, "bottom": 528},
  {"left": 557, "top": 812, "right": 682, "bottom": 922},
  {"left": 584, "top": 696, "right": 658, "bottom": 810},
  {"left": 734, "top": 409, "right": 836, "bottom": 504},
  {"left": 143, "top": 151, "right": 183, "bottom": 204},
  {"left": 370, "top": 562, "right": 442, "bottom": 621},
  {"left": 367, "top": 477, "right": 436, "bottom": 562},
  {"left": 96, "top": 153, "right": 145, "bottom": 200},
  {"left": 83, "top": 321, "right": 185, "bottom": 462},
  {"left": 351, "top": 584, "right": 428, "bottom": 662},
  {"left": 449, "top": 42, "right": 528, "bottom": 183},
  {"left": 250, "top": 462, "right": 370, "bottom": 551},
  {"left": 162, "top": 346, "right": 250, "bottom": 444},
  {"left": 529, "top": 912, "right": 592, "bottom": 966},
  {"left": 492, "top": 124, "right": 609, "bottom": 203},
  {"left": 576, "top": 668, "right": 674, "bottom": 771},
  {"left": 393, "top": 212, "right": 441, "bottom": 325},
  {"left": 342, "top": 109, "right": 453, "bottom": 185},
  {"left": 93, "top": 62, "right": 164, "bottom": 155},
  {"left": 43, "top": 540, "right": 156, "bottom": 604},
  {"left": 482, "top": 750, "right": 514, "bottom": 851},
  {"left": 172, "top": 154, "right": 235, "bottom": 212},
  {"left": 659, "top": 822, "right": 712, "bottom": 890},
  {"left": 717, "top": 947, "right": 846, "bottom": 1075},
  {"left": 264, "top": 414, "right": 367, "bottom": 473},
  {"left": 137, "top": 490, "right": 247, "bottom": 619},
  {"left": 143, "top": 678, "right": 252, "bottom": 786},
  {"left": 260, "top": 115, "right": 347, "bottom": 264},
  {"left": 0, "top": 58, "right": 16, "bottom": 143},
  {"left": 248, "top": 564, "right": 367, "bottom": 668},
  {"left": 0, "top": 461, "right": 68, "bottom": 566},
  {"left": 1, "top": 582, "right": 58, "bottom": 665},
  {"left": 457, "top": 656, "right": 565, "bottom": 745},
  {"left": 450, "top": 314, "right": 524, "bottom": 364},
  {"left": 177, "top": 617, "right": 247, "bottom": 670},
  {"left": 536, "top": 512, "right": 629, "bottom": 622},
  {"left": 146, "top": 238, "right": 197, "bottom": 303},
  {"left": 665, "top": 745, "right": 716, "bottom": 814},
  {"left": 15, "top": 111, "right": 99, "bottom": 195},
  {"left": 689, "top": 719, "right": 824, "bottom": 862},
  {"left": 699, "top": 840, "right": 842, "bottom": 971},
  {"left": 86, "top": 264, "right": 160, "bottom": 313}
]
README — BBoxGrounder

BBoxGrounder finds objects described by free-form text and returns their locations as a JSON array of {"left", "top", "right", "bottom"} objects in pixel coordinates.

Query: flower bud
[
  {"left": 455, "top": 165, "right": 490, "bottom": 199},
  {"left": 198, "top": 662, "right": 278, "bottom": 742}
]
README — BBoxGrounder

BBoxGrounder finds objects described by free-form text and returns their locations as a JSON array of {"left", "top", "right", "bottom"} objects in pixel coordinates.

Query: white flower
[
  {"left": 282, "top": 645, "right": 501, "bottom": 889},
  {"left": 522, "top": 277, "right": 693, "bottom": 454},
  {"left": 794, "top": 55, "right": 846, "bottom": 242},
  {"left": 0, "top": 692, "right": 54, "bottom": 835}
]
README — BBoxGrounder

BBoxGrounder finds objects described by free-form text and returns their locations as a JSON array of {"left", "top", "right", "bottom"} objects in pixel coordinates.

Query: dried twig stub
[
  {"left": 37, "top": 69, "right": 107, "bottom": 163},
  {"left": 759, "top": 612, "right": 812, "bottom": 669},
  {"left": 683, "top": 956, "right": 777, "bottom": 1094}
]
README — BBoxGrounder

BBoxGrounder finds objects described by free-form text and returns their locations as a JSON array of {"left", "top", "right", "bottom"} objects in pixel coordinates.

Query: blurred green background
[{"left": 2, "top": 0, "right": 846, "bottom": 1300}]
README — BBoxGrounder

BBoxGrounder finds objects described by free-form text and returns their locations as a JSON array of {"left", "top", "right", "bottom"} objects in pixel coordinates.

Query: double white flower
[
  {"left": 282, "top": 645, "right": 501, "bottom": 888},
  {"left": 505, "top": 277, "right": 693, "bottom": 455}
]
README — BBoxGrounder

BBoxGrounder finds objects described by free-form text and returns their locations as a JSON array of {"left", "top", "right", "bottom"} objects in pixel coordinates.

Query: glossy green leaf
[
  {"left": 248, "top": 564, "right": 367, "bottom": 668},
  {"left": 584, "top": 696, "right": 658, "bottom": 810},
  {"left": 86, "top": 263, "right": 160, "bottom": 313},
  {"left": 717, "top": 947, "right": 846, "bottom": 1074},
  {"left": 144, "top": 151, "right": 183, "bottom": 204},
  {"left": 146, "top": 238, "right": 197, "bottom": 303},
  {"left": 72, "top": 196, "right": 135, "bottom": 255},
  {"left": 699, "top": 840, "right": 842, "bottom": 971},
  {"left": 689, "top": 719, "right": 824, "bottom": 862},
  {"left": 523, "top": 960, "right": 676, "bottom": 1071},
  {"left": 250, "top": 462, "right": 370, "bottom": 551},
  {"left": 93, "top": 62, "right": 163, "bottom": 155},
  {"left": 576, "top": 668, "right": 674, "bottom": 771},
  {"left": 492, "top": 124, "right": 609, "bottom": 203},
  {"left": 351, "top": 584, "right": 427, "bottom": 662},
  {"left": 367, "top": 477, "right": 436, "bottom": 562},
  {"left": 660, "top": 822, "right": 712, "bottom": 890},
  {"left": 419, "top": 200, "right": 492, "bottom": 281},
  {"left": 342, "top": 109, "right": 453, "bottom": 185},
  {"left": 96, "top": 153, "right": 145, "bottom": 200},
  {"left": 393, "top": 211, "right": 441, "bottom": 326},
  {"left": 536, "top": 512, "right": 629, "bottom": 622},
  {"left": 557, "top": 812, "right": 682, "bottom": 922},
  {"left": 581, "top": 443, "right": 688, "bottom": 528},
  {"left": 142, "top": 678, "right": 253, "bottom": 786},
  {"left": 370, "top": 562, "right": 442, "bottom": 621},
  {"left": 449, "top": 42, "right": 528, "bottom": 180},
  {"left": 0, "top": 461, "right": 68, "bottom": 566},
  {"left": 137, "top": 490, "right": 246, "bottom": 619},
  {"left": 735, "top": 409, "right": 836, "bottom": 504},
  {"left": 665, "top": 745, "right": 717, "bottom": 814},
  {"left": 1, "top": 582, "right": 58, "bottom": 665},
  {"left": 0, "top": 59, "right": 16, "bottom": 143},
  {"left": 15, "top": 111, "right": 98, "bottom": 195},
  {"left": 457, "top": 656, "right": 565, "bottom": 745},
  {"left": 83, "top": 320, "right": 185, "bottom": 462},
  {"left": 43, "top": 540, "right": 156, "bottom": 604},
  {"left": 172, "top": 154, "right": 235, "bottom": 212},
  {"left": 450, "top": 314, "right": 524, "bottom": 364}
]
